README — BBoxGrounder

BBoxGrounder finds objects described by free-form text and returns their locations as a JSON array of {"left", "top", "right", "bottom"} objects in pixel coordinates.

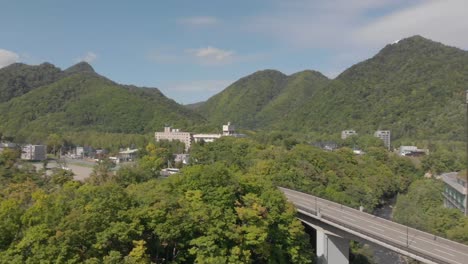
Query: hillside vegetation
[
  {"left": 197, "top": 70, "right": 330, "bottom": 129},
  {"left": 0, "top": 62, "right": 62, "bottom": 103},
  {"left": 198, "top": 36, "right": 468, "bottom": 142},
  {"left": 284, "top": 36, "right": 468, "bottom": 141},
  {"left": 0, "top": 63, "right": 205, "bottom": 143},
  {"left": 0, "top": 132, "right": 425, "bottom": 262}
]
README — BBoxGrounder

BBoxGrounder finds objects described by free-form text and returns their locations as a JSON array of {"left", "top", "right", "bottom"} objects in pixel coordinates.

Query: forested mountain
[
  {"left": 0, "top": 62, "right": 205, "bottom": 142},
  {"left": 198, "top": 36, "right": 468, "bottom": 141},
  {"left": 0, "top": 62, "right": 62, "bottom": 103},
  {"left": 197, "top": 69, "right": 330, "bottom": 129},
  {"left": 281, "top": 35, "right": 468, "bottom": 141},
  {"left": 2, "top": 35, "right": 467, "bottom": 143}
]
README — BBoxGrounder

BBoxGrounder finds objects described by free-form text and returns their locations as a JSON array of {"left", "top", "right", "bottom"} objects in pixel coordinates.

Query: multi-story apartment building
[
  {"left": 155, "top": 123, "right": 244, "bottom": 152},
  {"left": 155, "top": 126, "right": 193, "bottom": 152},
  {"left": 442, "top": 172, "right": 467, "bottom": 216},
  {"left": 223, "top": 122, "right": 235, "bottom": 136},
  {"left": 374, "top": 130, "right": 391, "bottom": 150},
  {"left": 341, "top": 130, "right": 357, "bottom": 140},
  {"left": 21, "top": 144, "right": 47, "bottom": 161}
]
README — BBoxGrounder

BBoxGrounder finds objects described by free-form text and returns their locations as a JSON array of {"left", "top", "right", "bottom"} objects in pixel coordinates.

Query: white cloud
[
  {"left": 0, "top": 49, "right": 19, "bottom": 68},
  {"left": 148, "top": 46, "right": 264, "bottom": 66},
  {"left": 177, "top": 16, "right": 219, "bottom": 26},
  {"left": 354, "top": 0, "right": 468, "bottom": 49},
  {"left": 248, "top": 0, "right": 407, "bottom": 49},
  {"left": 186, "top": 46, "right": 235, "bottom": 64},
  {"left": 245, "top": 0, "right": 468, "bottom": 78},
  {"left": 75, "top": 51, "right": 97, "bottom": 63}
]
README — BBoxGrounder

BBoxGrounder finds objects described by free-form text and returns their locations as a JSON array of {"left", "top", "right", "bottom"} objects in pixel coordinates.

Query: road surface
[{"left": 280, "top": 187, "right": 468, "bottom": 264}]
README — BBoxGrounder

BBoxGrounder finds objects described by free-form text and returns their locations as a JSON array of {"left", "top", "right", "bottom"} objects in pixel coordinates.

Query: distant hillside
[
  {"left": 255, "top": 70, "right": 329, "bottom": 128},
  {"left": 0, "top": 62, "right": 205, "bottom": 142},
  {"left": 0, "top": 62, "right": 62, "bottom": 102},
  {"left": 198, "top": 35, "right": 468, "bottom": 141},
  {"left": 185, "top": 101, "right": 205, "bottom": 110},
  {"left": 197, "top": 69, "right": 330, "bottom": 128},
  {"left": 281, "top": 35, "right": 468, "bottom": 141}
]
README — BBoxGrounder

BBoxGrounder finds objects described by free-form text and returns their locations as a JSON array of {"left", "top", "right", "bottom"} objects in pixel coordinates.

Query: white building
[
  {"left": 118, "top": 148, "right": 139, "bottom": 162},
  {"left": 341, "top": 130, "right": 357, "bottom": 140},
  {"left": 223, "top": 122, "right": 235, "bottom": 136},
  {"left": 174, "top": 154, "right": 190, "bottom": 165},
  {"left": 155, "top": 122, "right": 244, "bottom": 152},
  {"left": 21, "top": 145, "right": 47, "bottom": 161},
  {"left": 193, "top": 133, "right": 222, "bottom": 143},
  {"left": 155, "top": 126, "right": 192, "bottom": 152},
  {"left": 374, "top": 130, "right": 391, "bottom": 150},
  {"left": 76, "top": 147, "right": 84, "bottom": 157},
  {"left": 160, "top": 168, "right": 180, "bottom": 177},
  {"left": 398, "top": 146, "right": 428, "bottom": 156}
]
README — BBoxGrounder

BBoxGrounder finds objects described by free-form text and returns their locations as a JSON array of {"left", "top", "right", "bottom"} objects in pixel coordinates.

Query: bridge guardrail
[
  {"left": 295, "top": 204, "right": 451, "bottom": 264},
  {"left": 279, "top": 187, "right": 468, "bottom": 251}
]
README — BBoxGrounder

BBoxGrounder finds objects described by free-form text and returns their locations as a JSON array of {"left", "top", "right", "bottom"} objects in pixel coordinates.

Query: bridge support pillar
[{"left": 316, "top": 229, "right": 349, "bottom": 264}]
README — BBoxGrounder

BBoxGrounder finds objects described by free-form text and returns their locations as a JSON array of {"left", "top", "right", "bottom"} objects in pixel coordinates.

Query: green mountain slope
[
  {"left": 0, "top": 64, "right": 205, "bottom": 141},
  {"left": 0, "top": 62, "right": 62, "bottom": 102},
  {"left": 256, "top": 70, "right": 329, "bottom": 128},
  {"left": 197, "top": 69, "right": 330, "bottom": 128},
  {"left": 197, "top": 70, "right": 289, "bottom": 128},
  {"left": 281, "top": 35, "right": 468, "bottom": 140}
]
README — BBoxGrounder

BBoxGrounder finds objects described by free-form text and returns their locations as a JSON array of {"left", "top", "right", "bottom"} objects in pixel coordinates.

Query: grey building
[
  {"left": 374, "top": 130, "right": 391, "bottom": 150},
  {"left": 442, "top": 172, "right": 467, "bottom": 216},
  {"left": 21, "top": 144, "right": 47, "bottom": 161}
]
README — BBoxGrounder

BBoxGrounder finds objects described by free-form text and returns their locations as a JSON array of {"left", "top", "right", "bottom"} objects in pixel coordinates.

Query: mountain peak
[
  {"left": 377, "top": 35, "right": 459, "bottom": 58},
  {"left": 64, "top": 62, "right": 95, "bottom": 75},
  {"left": 289, "top": 70, "right": 329, "bottom": 80}
]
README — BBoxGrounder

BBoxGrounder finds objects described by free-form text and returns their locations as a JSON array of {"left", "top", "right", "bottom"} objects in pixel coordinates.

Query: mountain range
[
  {"left": 0, "top": 35, "right": 466, "bottom": 143},
  {"left": 0, "top": 62, "right": 204, "bottom": 142},
  {"left": 194, "top": 35, "right": 468, "bottom": 141}
]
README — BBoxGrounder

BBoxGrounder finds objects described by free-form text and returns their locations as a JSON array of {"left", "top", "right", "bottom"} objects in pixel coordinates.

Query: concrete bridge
[{"left": 279, "top": 187, "right": 468, "bottom": 264}]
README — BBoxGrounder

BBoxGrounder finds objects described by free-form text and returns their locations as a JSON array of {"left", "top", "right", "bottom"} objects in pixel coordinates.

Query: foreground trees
[
  {"left": 2, "top": 135, "right": 463, "bottom": 262},
  {"left": 0, "top": 150, "right": 313, "bottom": 263},
  {"left": 394, "top": 179, "right": 468, "bottom": 244}
]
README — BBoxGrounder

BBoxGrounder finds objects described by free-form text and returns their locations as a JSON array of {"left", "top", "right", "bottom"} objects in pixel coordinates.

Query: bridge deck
[{"left": 280, "top": 187, "right": 468, "bottom": 264}]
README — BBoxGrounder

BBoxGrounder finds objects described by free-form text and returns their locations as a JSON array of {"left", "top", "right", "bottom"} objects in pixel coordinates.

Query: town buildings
[
  {"left": 155, "top": 122, "right": 243, "bottom": 152},
  {"left": 155, "top": 126, "right": 192, "bottom": 152},
  {"left": 193, "top": 133, "right": 222, "bottom": 143},
  {"left": 118, "top": 148, "right": 139, "bottom": 162},
  {"left": 341, "top": 130, "right": 357, "bottom": 140},
  {"left": 174, "top": 154, "right": 190, "bottom": 165},
  {"left": 374, "top": 130, "right": 391, "bottom": 150},
  {"left": 222, "top": 122, "right": 235, "bottom": 136},
  {"left": 398, "top": 146, "right": 428, "bottom": 157},
  {"left": 21, "top": 144, "right": 47, "bottom": 161},
  {"left": 442, "top": 172, "right": 467, "bottom": 216}
]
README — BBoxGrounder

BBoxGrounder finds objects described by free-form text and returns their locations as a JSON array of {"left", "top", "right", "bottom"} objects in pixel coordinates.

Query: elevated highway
[{"left": 280, "top": 187, "right": 468, "bottom": 264}]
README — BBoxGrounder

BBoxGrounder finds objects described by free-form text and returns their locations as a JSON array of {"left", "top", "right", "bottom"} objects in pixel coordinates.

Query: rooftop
[
  {"left": 442, "top": 172, "right": 467, "bottom": 195},
  {"left": 119, "top": 148, "right": 138, "bottom": 154}
]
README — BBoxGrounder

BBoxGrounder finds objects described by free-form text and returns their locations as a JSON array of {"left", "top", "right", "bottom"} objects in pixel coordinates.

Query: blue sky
[{"left": 1, "top": 0, "right": 467, "bottom": 104}]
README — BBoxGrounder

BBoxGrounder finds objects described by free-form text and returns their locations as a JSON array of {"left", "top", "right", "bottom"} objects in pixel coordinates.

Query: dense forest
[
  {"left": 0, "top": 62, "right": 205, "bottom": 144},
  {"left": 196, "top": 36, "right": 468, "bottom": 142},
  {"left": 4, "top": 133, "right": 460, "bottom": 263}
]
